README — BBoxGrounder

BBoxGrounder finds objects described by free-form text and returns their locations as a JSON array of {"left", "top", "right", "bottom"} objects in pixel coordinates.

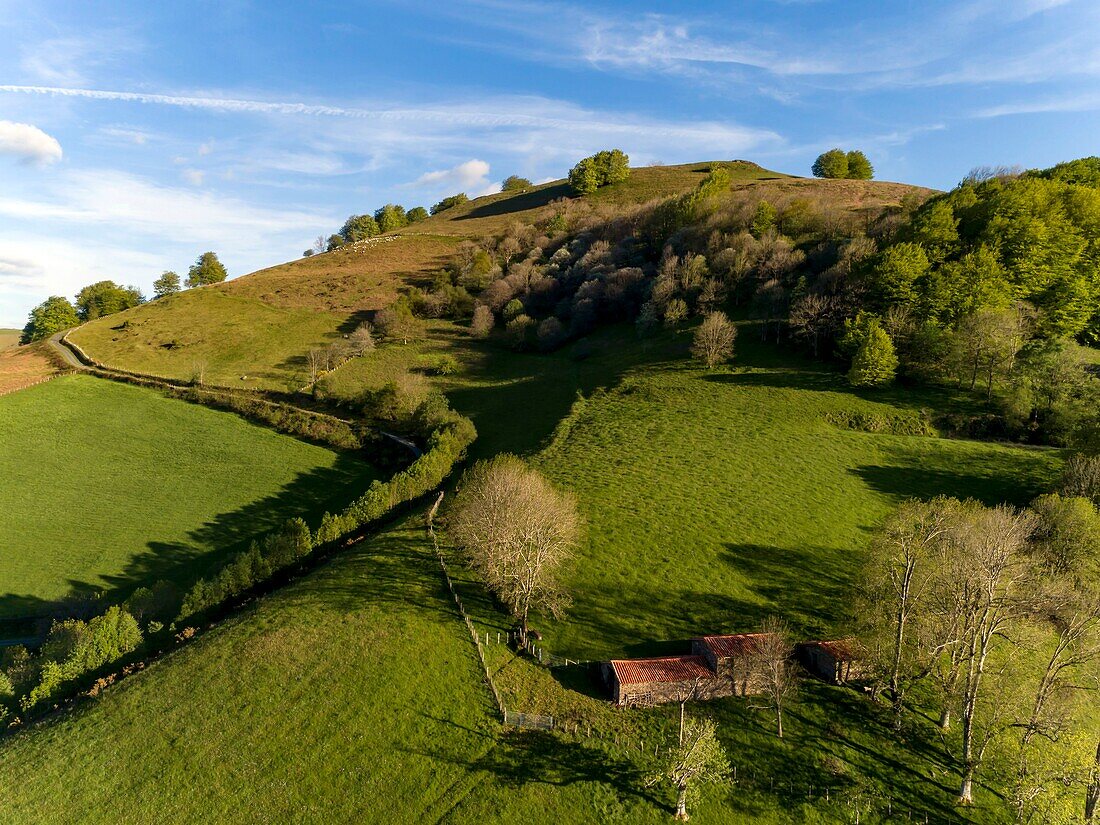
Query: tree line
[
  {"left": 858, "top": 454, "right": 1100, "bottom": 819},
  {"left": 20, "top": 252, "right": 228, "bottom": 343},
  {"left": 383, "top": 155, "right": 1098, "bottom": 451}
]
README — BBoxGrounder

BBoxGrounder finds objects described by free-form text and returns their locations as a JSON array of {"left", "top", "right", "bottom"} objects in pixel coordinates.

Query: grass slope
[
  {"left": 531, "top": 341, "right": 1060, "bottom": 659},
  {"left": 69, "top": 162, "right": 931, "bottom": 387},
  {"left": 68, "top": 290, "right": 345, "bottom": 389},
  {"left": 0, "top": 375, "right": 378, "bottom": 615},
  {"left": 0, "top": 329, "right": 20, "bottom": 351},
  {"left": 0, "top": 330, "right": 1059, "bottom": 823}
]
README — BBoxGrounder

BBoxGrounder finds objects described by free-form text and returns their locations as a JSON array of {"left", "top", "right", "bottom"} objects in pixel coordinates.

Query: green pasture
[{"left": 0, "top": 375, "right": 378, "bottom": 616}]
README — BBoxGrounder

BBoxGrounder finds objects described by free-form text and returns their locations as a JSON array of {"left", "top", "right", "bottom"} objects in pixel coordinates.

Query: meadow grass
[
  {"left": 68, "top": 289, "right": 347, "bottom": 390},
  {"left": 0, "top": 374, "right": 378, "bottom": 616},
  {"left": 0, "top": 328, "right": 1056, "bottom": 822},
  {"left": 0, "top": 329, "right": 19, "bottom": 351}
]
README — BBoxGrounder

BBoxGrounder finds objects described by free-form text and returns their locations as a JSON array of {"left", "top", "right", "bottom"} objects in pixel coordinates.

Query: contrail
[{"left": 0, "top": 84, "right": 779, "bottom": 143}]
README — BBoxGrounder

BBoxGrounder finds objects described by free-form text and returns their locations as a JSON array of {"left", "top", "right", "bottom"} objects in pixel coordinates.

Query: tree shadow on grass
[
  {"left": 444, "top": 328, "right": 683, "bottom": 460},
  {"left": 405, "top": 726, "right": 663, "bottom": 810},
  {"left": 0, "top": 454, "right": 381, "bottom": 624},
  {"left": 851, "top": 446, "right": 1058, "bottom": 507}
]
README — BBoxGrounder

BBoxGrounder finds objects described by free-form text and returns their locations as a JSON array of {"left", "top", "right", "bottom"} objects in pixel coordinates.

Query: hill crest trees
[
  {"left": 568, "top": 149, "right": 630, "bottom": 195},
  {"left": 186, "top": 252, "right": 228, "bottom": 288}
]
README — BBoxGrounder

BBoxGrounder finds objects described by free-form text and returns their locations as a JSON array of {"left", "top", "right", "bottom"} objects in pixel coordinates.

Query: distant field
[
  {"left": 0, "top": 341, "right": 61, "bottom": 395},
  {"left": 0, "top": 375, "right": 379, "bottom": 615},
  {"left": 0, "top": 329, "right": 20, "bottom": 351}
]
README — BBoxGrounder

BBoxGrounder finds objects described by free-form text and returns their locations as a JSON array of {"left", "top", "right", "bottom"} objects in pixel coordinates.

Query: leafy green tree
[
  {"left": 568, "top": 156, "right": 600, "bottom": 195},
  {"left": 340, "top": 214, "right": 380, "bottom": 242},
  {"left": 568, "top": 149, "right": 630, "bottom": 194},
  {"left": 373, "top": 203, "right": 408, "bottom": 233},
  {"left": 74, "top": 281, "right": 144, "bottom": 321},
  {"left": 648, "top": 716, "right": 729, "bottom": 821},
  {"left": 406, "top": 206, "right": 429, "bottom": 223},
  {"left": 326, "top": 234, "right": 346, "bottom": 251},
  {"left": 502, "top": 175, "right": 532, "bottom": 191},
  {"left": 1028, "top": 493, "right": 1100, "bottom": 578},
  {"left": 751, "top": 201, "right": 777, "bottom": 237},
  {"left": 430, "top": 193, "right": 469, "bottom": 215},
  {"left": 21, "top": 296, "right": 80, "bottom": 342},
  {"left": 865, "top": 242, "right": 930, "bottom": 309},
  {"left": 848, "top": 319, "right": 898, "bottom": 387},
  {"left": 186, "top": 252, "right": 228, "bottom": 288},
  {"left": 598, "top": 149, "right": 630, "bottom": 185},
  {"left": 846, "top": 150, "right": 874, "bottom": 180},
  {"left": 907, "top": 200, "right": 959, "bottom": 264},
  {"left": 812, "top": 148, "right": 849, "bottom": 179},
  {"left": 152, "top": 271, "right": 181, "bottom": 298}
]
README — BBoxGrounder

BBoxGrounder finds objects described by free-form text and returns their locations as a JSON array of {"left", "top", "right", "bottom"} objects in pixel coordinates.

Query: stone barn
[
  {"left": 691, "top": 633, "right": 773, "bottom": 696},
  {"left": 603, "top": 656, "right": 715, "bottom": 707},
  {"left": 797, "top": 639, "right": 865, "bottom": 685},
  {"left": 604, "top": 633, "right": 779, "bottom": 706}
]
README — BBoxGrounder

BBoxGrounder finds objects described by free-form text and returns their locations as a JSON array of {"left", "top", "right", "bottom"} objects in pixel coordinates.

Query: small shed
[
  {"left": 797, "top": 639, "right": 865, "bottom": 684},
  {"left": 603, "top": 655, "right": 714, "bottom": 706}
]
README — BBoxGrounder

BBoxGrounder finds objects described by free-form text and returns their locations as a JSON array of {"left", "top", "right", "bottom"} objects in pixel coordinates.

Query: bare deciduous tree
[
  {"left": 648, "top": 716, "right": 729, "bottom": 821},
  {"left": 448, "top": 455, "right": 580, "bottom": 645},
  {"left": 750, "top": 617, "right": 798, "bottom": 738},
  {"left": 788, "top": 293, "right": 839, "bottom": 358},
  {"left": 946, "top": 505, "right": 1037, "bottom": 805},
  {"left": 860, "top": 498, "right": 953, "bottom": 730},
  {"left": 690, "top": 311, "right": 737, "bottom": 368},
  {"left": 348, "top": 322, "right": 375, "bottom": 356}
]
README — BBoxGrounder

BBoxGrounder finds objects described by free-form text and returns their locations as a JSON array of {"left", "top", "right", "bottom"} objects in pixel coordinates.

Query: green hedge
[
  {"left": 2, "top": 401, "right": 475, "bottom": 722},
  {"left": 177, "top": 412, "right": 476, "bottom": 621}
]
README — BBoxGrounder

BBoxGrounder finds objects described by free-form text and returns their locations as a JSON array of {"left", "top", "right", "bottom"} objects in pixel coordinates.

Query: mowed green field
[{"left": 0, "top": 375, "right": 378, "bottom": 616}]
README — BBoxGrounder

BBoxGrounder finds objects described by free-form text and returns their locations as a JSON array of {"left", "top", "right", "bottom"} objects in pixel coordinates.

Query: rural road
[{"left": 48, "top": 332, "right": 88, "bottom": 370}]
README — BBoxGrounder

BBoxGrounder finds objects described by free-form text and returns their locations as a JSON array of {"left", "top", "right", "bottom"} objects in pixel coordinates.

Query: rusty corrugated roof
[
  {"left": 610, "top": 655, "right": 713, "bottom": 686},
  {"left": 696, "top": 633, "right": 774, "bottom": 658}
]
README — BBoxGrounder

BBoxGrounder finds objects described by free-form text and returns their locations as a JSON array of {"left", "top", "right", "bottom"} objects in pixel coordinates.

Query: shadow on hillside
[
  {"left": 405, "top": 727, "right": 662, "bottom": 810},
  {"left": 0, "top": 454, "right": 380, "bottom": 628},
  {"left": 455, "top": 184, "right": 573, "bottom": 221},
  {"left": 852, "top": 453, "right": 1054, "bottom": 508},
  {"left": 445, "top": 333, "right": 681, "bottom": 459}
]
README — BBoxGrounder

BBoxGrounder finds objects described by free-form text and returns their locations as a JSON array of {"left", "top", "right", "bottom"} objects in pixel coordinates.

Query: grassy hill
[
  {"left": 0, "top": 329, "right": 20, "bottom": 351},
  {"left": 67, "top": 162, "right": 932, "bottom": 388},
  {"left": 0, "top": 375, "right": 378, "bottom": 616},
  {"left": 0, "top": 324, "right": 1059, "bottom": 822}
]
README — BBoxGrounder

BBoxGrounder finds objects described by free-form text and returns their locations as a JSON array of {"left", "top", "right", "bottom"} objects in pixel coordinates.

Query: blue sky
[{"left": 1, "top": 0, "right": 1098, "bottom": 327}]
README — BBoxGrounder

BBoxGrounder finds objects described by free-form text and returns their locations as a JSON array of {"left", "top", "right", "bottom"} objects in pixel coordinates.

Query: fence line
[
  {"left": 427, "top": 493, "right": 507, "bottom": 720},
  {"left": 0, "top": 370, "right": 75, "bottom": 398}
]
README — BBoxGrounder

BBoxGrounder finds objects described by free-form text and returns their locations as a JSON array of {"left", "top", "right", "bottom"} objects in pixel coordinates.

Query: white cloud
[
  {"left": 182, "top": 168, "right": 205, "bottom": 185},
  {"left": 0, "top": 121, "right": 62, "bottom": 166},
  {"left": 0, "top": 168, "right": 331, "bottom": 243},
  {"left": 198, "top": 142, "right": 213, "bottom": 156},
  {"left": 413, "top": 159, "right": 495, "bottom": 194}
]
